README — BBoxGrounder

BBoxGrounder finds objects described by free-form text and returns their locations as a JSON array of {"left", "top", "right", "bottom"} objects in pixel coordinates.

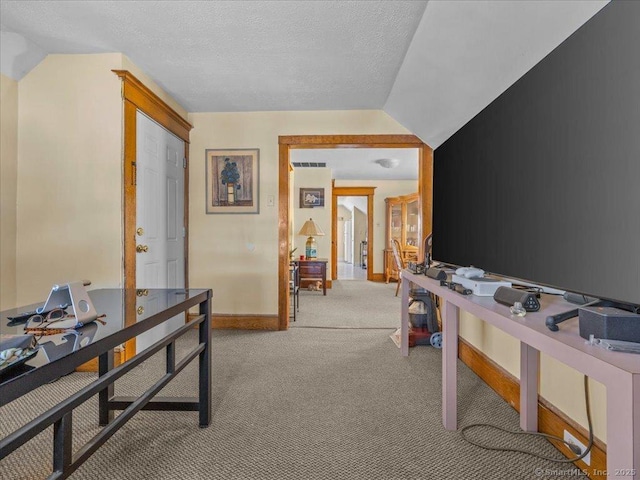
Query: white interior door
[
  {"left": 164, "top": 131, "right": 185, "bottom": 288},
  {"left": 136, "top": 111, "right": 185, "bottom": 289},
  {"left": 135, "top": 112, "right": 185, "bottom": 352}
]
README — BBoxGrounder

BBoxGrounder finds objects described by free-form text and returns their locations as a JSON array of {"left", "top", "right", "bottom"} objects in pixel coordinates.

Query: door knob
[
  {"left": 136, "top": 244, "right": 149, "bottom": 253},
  {"left": 136, "top": 227, "right": 144, "bottom": 236},
  {"left": 137, "top": 306, "right": 145, "bottom": 315}
]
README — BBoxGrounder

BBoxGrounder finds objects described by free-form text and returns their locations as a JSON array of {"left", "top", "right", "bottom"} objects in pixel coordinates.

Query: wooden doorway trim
[
  {"left": 278, "top": 134, "right": 432, "bottom": 331},
  {"left": 113, "top": 70, "right": 193, "bottom": 359},
  {"left": 331, "top": 187, "right": 376, "bottom": 281}
]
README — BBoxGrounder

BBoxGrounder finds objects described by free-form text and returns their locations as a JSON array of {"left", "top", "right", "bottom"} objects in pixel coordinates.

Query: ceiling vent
[{"left": 292, "top": 162, "right": 327, "bottom": 168}]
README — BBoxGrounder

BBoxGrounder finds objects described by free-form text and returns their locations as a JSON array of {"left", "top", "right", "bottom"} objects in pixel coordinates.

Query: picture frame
[
  {"left": 300, "top": 188, "right": 325, "bottom": 208},
  {"left": 205, "top": 148, "right": 259, "bottom": 214}
]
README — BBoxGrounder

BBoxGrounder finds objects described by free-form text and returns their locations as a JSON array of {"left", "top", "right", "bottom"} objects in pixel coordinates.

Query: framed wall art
[
  {"left": 205, "top": 148, "right": 259, "bottom": 214},
  {"left": 300, "top": 188, "right": 325, "bottom": 208}
]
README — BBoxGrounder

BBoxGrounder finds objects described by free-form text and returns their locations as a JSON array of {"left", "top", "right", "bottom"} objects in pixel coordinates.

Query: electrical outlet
[
  {"left": 563, "top": 430, "right": 590, "bottom": 465},
  {"left": 267, "top": 195, "right": 275, "bottom": 207}
]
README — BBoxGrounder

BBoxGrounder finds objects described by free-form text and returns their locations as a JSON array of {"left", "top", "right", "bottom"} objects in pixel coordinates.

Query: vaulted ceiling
[{"left": 1, "top": 0, "right": 608, "bottom": 150}]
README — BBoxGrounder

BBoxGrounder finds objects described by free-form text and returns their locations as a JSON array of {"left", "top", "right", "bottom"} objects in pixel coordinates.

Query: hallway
[
  {"left": 292, "top": 279, "right": 399, "bottom": 329},
  {"left": 336, "top": 261, "right": 367, "bottom": 280}
]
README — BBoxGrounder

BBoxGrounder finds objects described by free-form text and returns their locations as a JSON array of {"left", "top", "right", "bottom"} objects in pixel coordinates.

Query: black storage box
[{"left": 578, "top": 306, "right": 640, "bottom": 343}]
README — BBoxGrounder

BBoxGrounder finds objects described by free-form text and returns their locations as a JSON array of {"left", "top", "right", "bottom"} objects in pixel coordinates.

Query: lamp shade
[
  {"left": 298, "top": 218, "right": 325, "bottom": 237},
  {"left": 298, "top": 218, "right": 324, "bottom": 259}
]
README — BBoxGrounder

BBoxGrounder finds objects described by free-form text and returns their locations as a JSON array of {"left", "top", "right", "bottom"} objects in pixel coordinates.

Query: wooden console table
[
  {"left": 400, "top": 269, "right": 639, "bottom": 478},
  {"left": 293, "top": 258, "right": 328, "bottom": 295}
]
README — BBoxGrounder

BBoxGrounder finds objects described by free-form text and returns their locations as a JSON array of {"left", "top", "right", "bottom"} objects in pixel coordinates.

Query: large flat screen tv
[{"left": 432, "top": 1, "right": 639, "bottom": 307}]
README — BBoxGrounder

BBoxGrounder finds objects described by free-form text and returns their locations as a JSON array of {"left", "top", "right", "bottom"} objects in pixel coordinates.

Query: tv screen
[{"left": 432, "top": 1, "right": 640, "bottom": 306}]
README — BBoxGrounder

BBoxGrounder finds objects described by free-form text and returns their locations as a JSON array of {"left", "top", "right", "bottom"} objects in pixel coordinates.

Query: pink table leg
[
  {"left": 606, "top": 373, "right": 639, "bottom": 478},
  {"left": 520, "top": 343, "right": 539, "bottom": 432},
  {"left": 442, "top": 300, "right": 459, "bottom": 430},
  {"left": 634, "top": 375, "right": 640, "bottom": 478}
]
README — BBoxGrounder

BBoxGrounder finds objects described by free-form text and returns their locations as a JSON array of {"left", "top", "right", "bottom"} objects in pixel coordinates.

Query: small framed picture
[
  {"left": 205, "top": 148, "right": 259, "bottom": 214},
  {"left": 300, "top": 188, "right": 324, "bottom": 208}
]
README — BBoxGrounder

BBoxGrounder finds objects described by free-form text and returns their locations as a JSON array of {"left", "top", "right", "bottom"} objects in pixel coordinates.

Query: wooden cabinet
[
  {"left": 384, "top": 193, "right": 420, "bottom": 283},
  {"left": 293, "top": 258, "right": 327, "bottom": 295}
]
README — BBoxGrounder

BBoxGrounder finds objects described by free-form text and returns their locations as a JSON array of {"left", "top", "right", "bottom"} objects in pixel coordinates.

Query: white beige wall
[
  {"left": 188, "top": 110, "right": 409, "bottom": 314},
  {"left": 335, "top": 179, "right": 417, "bottom": 275},
  {"left": 294, "top": 168, "right": 332, "bottom": 269},
  {"left": 13, "top": 53, "right": 188, "bottom": 306},
  {"left": 1, "top": 74, "right": 18, "bottom": 309},
  {"left": 15, "top": 54, "right": 124, "bottom": 304}
]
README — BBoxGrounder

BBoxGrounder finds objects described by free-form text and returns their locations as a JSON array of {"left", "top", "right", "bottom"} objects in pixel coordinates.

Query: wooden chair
[{"left": 391, "top": 239, "right": 406, "bottom": 297}]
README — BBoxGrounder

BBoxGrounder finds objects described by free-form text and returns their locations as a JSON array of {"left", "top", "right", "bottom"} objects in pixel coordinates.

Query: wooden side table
[{"left": 294, "top": 258, "right": 328, "bottom": 295}]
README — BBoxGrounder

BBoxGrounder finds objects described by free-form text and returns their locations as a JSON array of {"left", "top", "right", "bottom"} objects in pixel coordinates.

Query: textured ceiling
[
  {"left": 0, "top": 0, "right": 427, "bottom": 112},
  {"left": 0, "top": 0, "right": 609, "bottom": 153}
]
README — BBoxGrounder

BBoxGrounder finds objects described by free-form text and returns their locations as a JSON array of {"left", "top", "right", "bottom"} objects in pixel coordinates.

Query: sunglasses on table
[
  {"left": 23, "top": 308, "right": 107, "bottom": 336},
  {"left": 23, "top": 308, "right": 78, "bottom": 336}
]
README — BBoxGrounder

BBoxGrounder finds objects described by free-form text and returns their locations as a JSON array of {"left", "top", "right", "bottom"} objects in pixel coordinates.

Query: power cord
[{"left": 460, "top": 375, "right": 593, "bottom": 464}]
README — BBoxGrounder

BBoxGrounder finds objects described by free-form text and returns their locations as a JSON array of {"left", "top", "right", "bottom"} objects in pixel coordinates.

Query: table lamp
[{"left": 298, "top": 218, "right": 325, "bottom": 259}]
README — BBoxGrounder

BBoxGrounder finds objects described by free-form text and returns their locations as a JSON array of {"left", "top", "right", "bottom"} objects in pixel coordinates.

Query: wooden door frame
[
  {"left": 331, "top": 187, "right": 376, "bottom": 281},
  {"left": 278, "top": 134, "right": 432, "bottom": 331},
  {"left": 114, "top": 70, "right": 193, "bottom": 359}
]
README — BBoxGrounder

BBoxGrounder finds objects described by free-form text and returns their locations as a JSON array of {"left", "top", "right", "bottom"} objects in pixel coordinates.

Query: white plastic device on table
[{"left": 455, "top": 267, "right": 485, "bottom": 278}]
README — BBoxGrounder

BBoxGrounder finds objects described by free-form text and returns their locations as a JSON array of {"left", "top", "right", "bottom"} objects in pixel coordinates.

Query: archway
[{"left": 278, "top": 135, "right": 432, "bottom": 330}]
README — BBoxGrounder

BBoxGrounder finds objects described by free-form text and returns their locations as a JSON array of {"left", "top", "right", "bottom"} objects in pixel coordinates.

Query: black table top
[{"left": 0, "top": 288, "right": 210, "bottom": 388}]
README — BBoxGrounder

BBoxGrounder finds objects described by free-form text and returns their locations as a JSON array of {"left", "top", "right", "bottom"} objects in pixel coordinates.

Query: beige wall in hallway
[
  {"left": 16, "top": 54, "right": 123, "bottom": 304},
  {"left": 13, "top": 53, "right": 188, "bottom": 306},
  {"left": 293, "top": 168, "right": 332, "bottom": 269},
  {"left": 1, "top": 74, "right": 18, "bottom": 309},
  {"left": 188, "top": 110, "right": 410, "bottom": 314}
]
